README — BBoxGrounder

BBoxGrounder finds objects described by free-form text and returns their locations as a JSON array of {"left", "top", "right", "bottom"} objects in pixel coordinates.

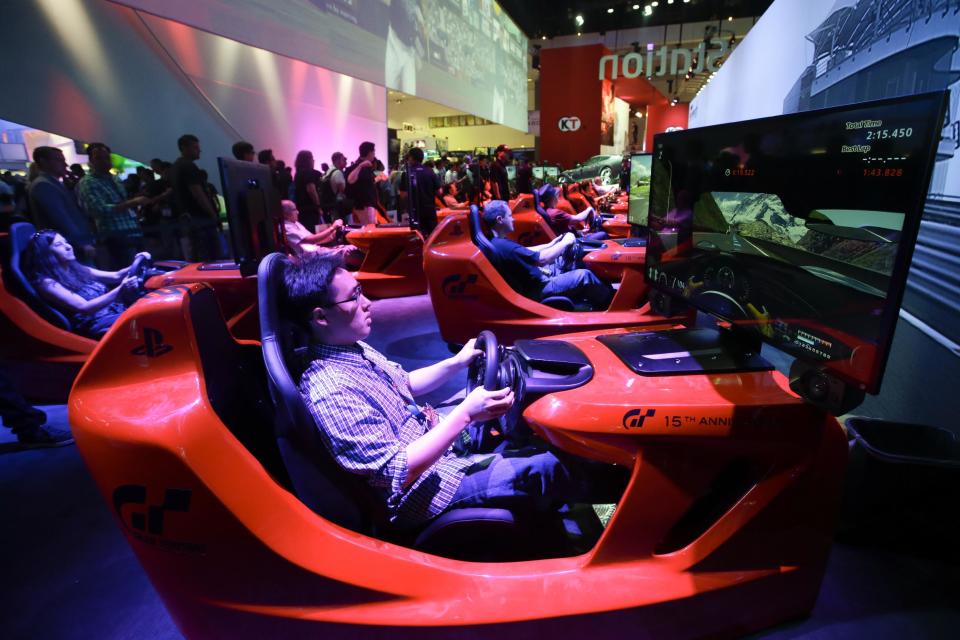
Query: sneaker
[{"left": 16, "top": 425, "right": 75, "bottom": 449}]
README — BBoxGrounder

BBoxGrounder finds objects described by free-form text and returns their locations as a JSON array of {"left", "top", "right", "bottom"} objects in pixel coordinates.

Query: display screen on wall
[
  {"left": 645, "top": 92, "right": 947, "bottom": 393},
  {"left": 627, "top": 154, "right": 652, "bottom": 226},
  {"left": 116, "top": 0, "right": 529, "bottom": 131}
]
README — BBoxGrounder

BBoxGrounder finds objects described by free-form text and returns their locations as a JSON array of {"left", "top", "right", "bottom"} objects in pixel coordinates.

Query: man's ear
[{"left": 310, "top": 306, "right": 328, "bottom": 328}]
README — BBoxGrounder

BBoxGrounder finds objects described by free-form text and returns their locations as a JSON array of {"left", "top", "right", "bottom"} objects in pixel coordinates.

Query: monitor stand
[{"left": 596, "top": 326, "right": 773, "bottom": 376}]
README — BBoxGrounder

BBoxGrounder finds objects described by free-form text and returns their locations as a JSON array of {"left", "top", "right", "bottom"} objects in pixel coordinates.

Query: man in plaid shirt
[
  {"left": 285, "top": 253, "right": 626, "bottom": 529},
  {"left": 76, "top": 142, "right": 146, "bottom": 269}
]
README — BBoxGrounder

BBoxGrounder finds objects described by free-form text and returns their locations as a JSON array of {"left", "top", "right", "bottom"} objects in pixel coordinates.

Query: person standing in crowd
[
  {"left": 64, "top": 163, "right": 85, "bottom": 192},
  {"left": 76, "top": 142, "right": 147, "bottom": 270},
  {"left": 320, "top": 152, "right": 349, "bottom": 223},
  {"left": 170, "top": 134, "right": 221, "bottom": 261},
  {"left": 27, "top": 146, "right": 97, "bottom": 264},
  {"left": 490, "top": 144, "right": 511, "bottom": 201},
  {"left": 515, "top": 157, "right": 533, "bottom": 195},
  {"left": 293, "top": 150, "right": 323, "bottom": 231},
  {"left": 231, "top": 141, "right": 256, "bottom": 162},
  {"left": 346, "top": 141, "right": 380, "bottom": 225},
  {"left": 397, "top": 147, "right": 441, "bottom": 237}
]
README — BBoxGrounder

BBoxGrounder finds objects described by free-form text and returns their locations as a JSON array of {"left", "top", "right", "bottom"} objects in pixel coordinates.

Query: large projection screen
[{"left": 112, "top": 0, "right": 529, "bottom": 131}]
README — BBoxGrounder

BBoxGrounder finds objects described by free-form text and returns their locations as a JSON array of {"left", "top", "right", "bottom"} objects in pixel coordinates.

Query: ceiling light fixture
[
  {"left": 728, "top": 16, "right": 733, "bottom": 21},
  {"left": 607, "top": 7, "right": 614, "bottom": 13},
  {"left": 575, "top": 14, "right": 584, "bottom": 26},
  {"left": 651, "top": 1, "right": 659, "bottom": 6},
  {"left": 632, "top": 3, "right": 640, "bottom": 9},
  {"left": 643, "top": 5, "right": 652, "bottom": 16}
]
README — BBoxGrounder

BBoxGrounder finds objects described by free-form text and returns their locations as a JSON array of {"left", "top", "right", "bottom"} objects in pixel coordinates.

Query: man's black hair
[
  {"left": 282, "top": 252, "right": 345, "bottom": 328},
  {"left": 408, "top": 147, "right": 424, "bottom": 163},
  {"left": 257, "top": 148, "right": 274, "bottom": 164},
  {"left": 359, "top": 141, "right": 375, "bottom": 158},
  {"left": 32, "top": 146, "right": 62, "bottom": 164},
  {"left": 86, "top": 142, "right": 111, "bottom": 156},
  {"left": 232, "top": 140, "right": 255, "bottom": 160},
  {"left": 178, "top": 134, "right": 199, "bottom": 151}
]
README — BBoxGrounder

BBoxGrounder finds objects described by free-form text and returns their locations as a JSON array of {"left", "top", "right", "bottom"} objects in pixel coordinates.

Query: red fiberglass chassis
[{"left": 68, "top": 281, "right": 845, "bottom": 639}]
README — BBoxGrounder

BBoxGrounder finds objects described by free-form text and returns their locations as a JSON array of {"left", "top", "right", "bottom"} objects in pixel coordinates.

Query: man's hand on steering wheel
[
  {"left": 461, "top": 386, "right": 514, "bottom": 423},
  {"left": 451, "top": 338, "right": 482, "bottom": 368}
]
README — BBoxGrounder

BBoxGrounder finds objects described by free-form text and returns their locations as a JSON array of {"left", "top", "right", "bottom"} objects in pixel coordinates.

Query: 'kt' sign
[{"left": 558, "top": 117, "right": 581, "bottom": 132}]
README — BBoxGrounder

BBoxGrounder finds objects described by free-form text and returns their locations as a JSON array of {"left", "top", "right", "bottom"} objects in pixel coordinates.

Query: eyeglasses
[{"left": 322, "top": 284, "right": 364, "bottom": 307}]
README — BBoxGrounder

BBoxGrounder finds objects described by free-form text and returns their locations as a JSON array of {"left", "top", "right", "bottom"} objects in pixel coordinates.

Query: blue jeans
[
  {"left": 541, "top": 268, "right": 613, "bottom": 308},
  {"left": 448, "top": 444, "right": 627, "bottom": 512}
]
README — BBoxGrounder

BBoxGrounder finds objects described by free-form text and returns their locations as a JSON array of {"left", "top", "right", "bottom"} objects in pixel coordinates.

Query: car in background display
[{"left": 559, "top": 154, "right": 623, "bottom": 185}]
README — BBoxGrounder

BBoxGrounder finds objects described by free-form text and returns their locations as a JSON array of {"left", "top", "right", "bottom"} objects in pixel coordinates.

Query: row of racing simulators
[
  {"left": 67, "top": 92, "right": 946, "bottom": 639},
  {"left": 1, "top": 159, "right": 452, "bottom": 400}
]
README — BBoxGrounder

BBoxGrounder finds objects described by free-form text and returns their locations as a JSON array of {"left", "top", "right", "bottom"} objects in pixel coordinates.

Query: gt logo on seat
[
  {"left": 113, "top": 485, "right": 191, "bottom": 535},
  {"left": 558, "top": 117, "right": 581, "bottom": 132},
  {"left": 622, "top": 408, "right": 656, "bottom": 429},
  {"left": 442, "top": 274, "right": 478, "bottom": 298}
]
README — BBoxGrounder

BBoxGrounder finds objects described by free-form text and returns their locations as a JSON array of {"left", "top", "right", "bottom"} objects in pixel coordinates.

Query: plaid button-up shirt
[
  {"left": 297, "top": 341, "right": 480, "bottom": 527},
  {"left": 76, "top": 173, "right": 142, "bottom": 235}
]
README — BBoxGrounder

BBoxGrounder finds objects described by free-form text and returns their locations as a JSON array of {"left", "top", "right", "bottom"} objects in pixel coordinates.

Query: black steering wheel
[
  {"left": 466, "top": 330, "right": 500, "bottom": 392},
  {"left": 129, "top": 254, "right": 151, "bottom": 285}
]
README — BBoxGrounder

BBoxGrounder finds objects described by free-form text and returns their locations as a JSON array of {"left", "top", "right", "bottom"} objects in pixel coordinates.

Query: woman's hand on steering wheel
[{"left": 461, "top": 386, "right": 514, "bottom": 423}]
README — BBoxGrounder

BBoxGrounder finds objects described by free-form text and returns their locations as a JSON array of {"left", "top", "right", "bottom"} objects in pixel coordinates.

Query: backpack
[{"left": 319, "top": 169, "right": 340, "bottom": 209}]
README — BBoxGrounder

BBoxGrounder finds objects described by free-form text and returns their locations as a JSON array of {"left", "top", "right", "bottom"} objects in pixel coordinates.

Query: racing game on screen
[
  {"left": 628, "top": 154, "right": 652, "bottom": 226},
  {"left": 645, "top": 92, "right": 946, "bottom": 393}
]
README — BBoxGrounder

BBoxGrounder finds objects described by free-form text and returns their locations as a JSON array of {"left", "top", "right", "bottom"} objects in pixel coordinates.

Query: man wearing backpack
[{"left": 321, "top": 152, "right": 349, "bottom": 223}]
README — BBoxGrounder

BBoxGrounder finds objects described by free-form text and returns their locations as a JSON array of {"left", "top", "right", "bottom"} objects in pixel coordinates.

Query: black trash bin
[{"left": 840, "top": 417, "right": 960, "bottom": 557}]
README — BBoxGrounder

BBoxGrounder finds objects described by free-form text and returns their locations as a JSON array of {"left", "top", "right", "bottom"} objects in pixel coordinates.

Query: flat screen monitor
[
  {"left": 218, "top": 157, "right": 281, "bottom": 277},
  {"left": 507, "top": 165, "right": 516, "bottom": 181},
  {"left": 645, "top": 92, "right": 947, "bottom": 394},
  {"left": 627, "top": 153, "right": 652, "bottom": 225}
]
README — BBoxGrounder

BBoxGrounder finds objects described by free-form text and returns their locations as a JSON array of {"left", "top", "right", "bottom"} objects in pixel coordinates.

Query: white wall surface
[{"left": 1, "top": 0, "right": 386, "bottom": 176}]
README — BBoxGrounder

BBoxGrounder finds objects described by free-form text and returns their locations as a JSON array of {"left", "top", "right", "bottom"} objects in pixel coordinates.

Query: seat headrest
[
  {"left": 468, "top": 205, "right": 496, "bottom": 262},
  {"left": 5, "top": 222, "right": 71, "bottom": 330},
  {"left": 531, "top": 189, "right": 557, "bottom": 234}
]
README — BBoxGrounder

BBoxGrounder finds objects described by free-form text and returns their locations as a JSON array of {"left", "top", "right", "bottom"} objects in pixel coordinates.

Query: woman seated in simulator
[
  {"left": 440, "top": 182, "right": 470, "bottom": 209},
  {"left": 281, "top": 199, "right": 362, "bottom": 267},
  {"left": 539, "top": 185, "right": 607, "bottom": 241},
  {"left": 23, "top": 230, "right": 148, "bottom": 339}
]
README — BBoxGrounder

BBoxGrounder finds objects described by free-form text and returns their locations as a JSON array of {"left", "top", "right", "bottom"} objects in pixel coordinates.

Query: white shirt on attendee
[{"left": 284, "top": 219, "right": 319, "bottom": 255}]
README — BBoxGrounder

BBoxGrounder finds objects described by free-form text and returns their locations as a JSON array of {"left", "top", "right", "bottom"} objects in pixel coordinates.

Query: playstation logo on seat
[
  {"left": 131, "top": 327, "right": 173, "bottom": 357},
  {"left": 558, "top": 116, "right": 582, "bottom": 132}
]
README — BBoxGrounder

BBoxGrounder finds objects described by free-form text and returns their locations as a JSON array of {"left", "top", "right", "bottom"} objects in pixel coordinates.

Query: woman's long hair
[
  {"left": 293, "top": 150, "right": 314, "bottom": 174},
  {"left": 23, "top": 229, "right": 94, "bottom": 292}
]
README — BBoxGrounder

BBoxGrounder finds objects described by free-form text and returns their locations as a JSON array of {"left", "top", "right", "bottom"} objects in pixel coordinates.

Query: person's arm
[
  {"left": 570, "top": 206, "right": 595, "bottom": 222},
  {"left": 306, "top": 181, "right": 321, "bottom": 208},
  {"left": 405, "top": 385, "right": 513, "bottom": 487},
  {"left": 347, "top": 161, "right": 371, "bottom": 185},
  {"left": 535, "top": 232, "right": 575, "bottom": 266},
  {"left": 188, "top": 184, "right": 218, "bottom": 220},
  {"left": 38, "top": 276, "right": 137, "bottom": 314},
  {"left": 302, "top": 220, "right": 343, "bottom": 244},
  {"left": 408, "top": 339, "right": 479, "bottom": 396},
  {"left": 527, "top": 232, "right": 568, "bottom": 254}
]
